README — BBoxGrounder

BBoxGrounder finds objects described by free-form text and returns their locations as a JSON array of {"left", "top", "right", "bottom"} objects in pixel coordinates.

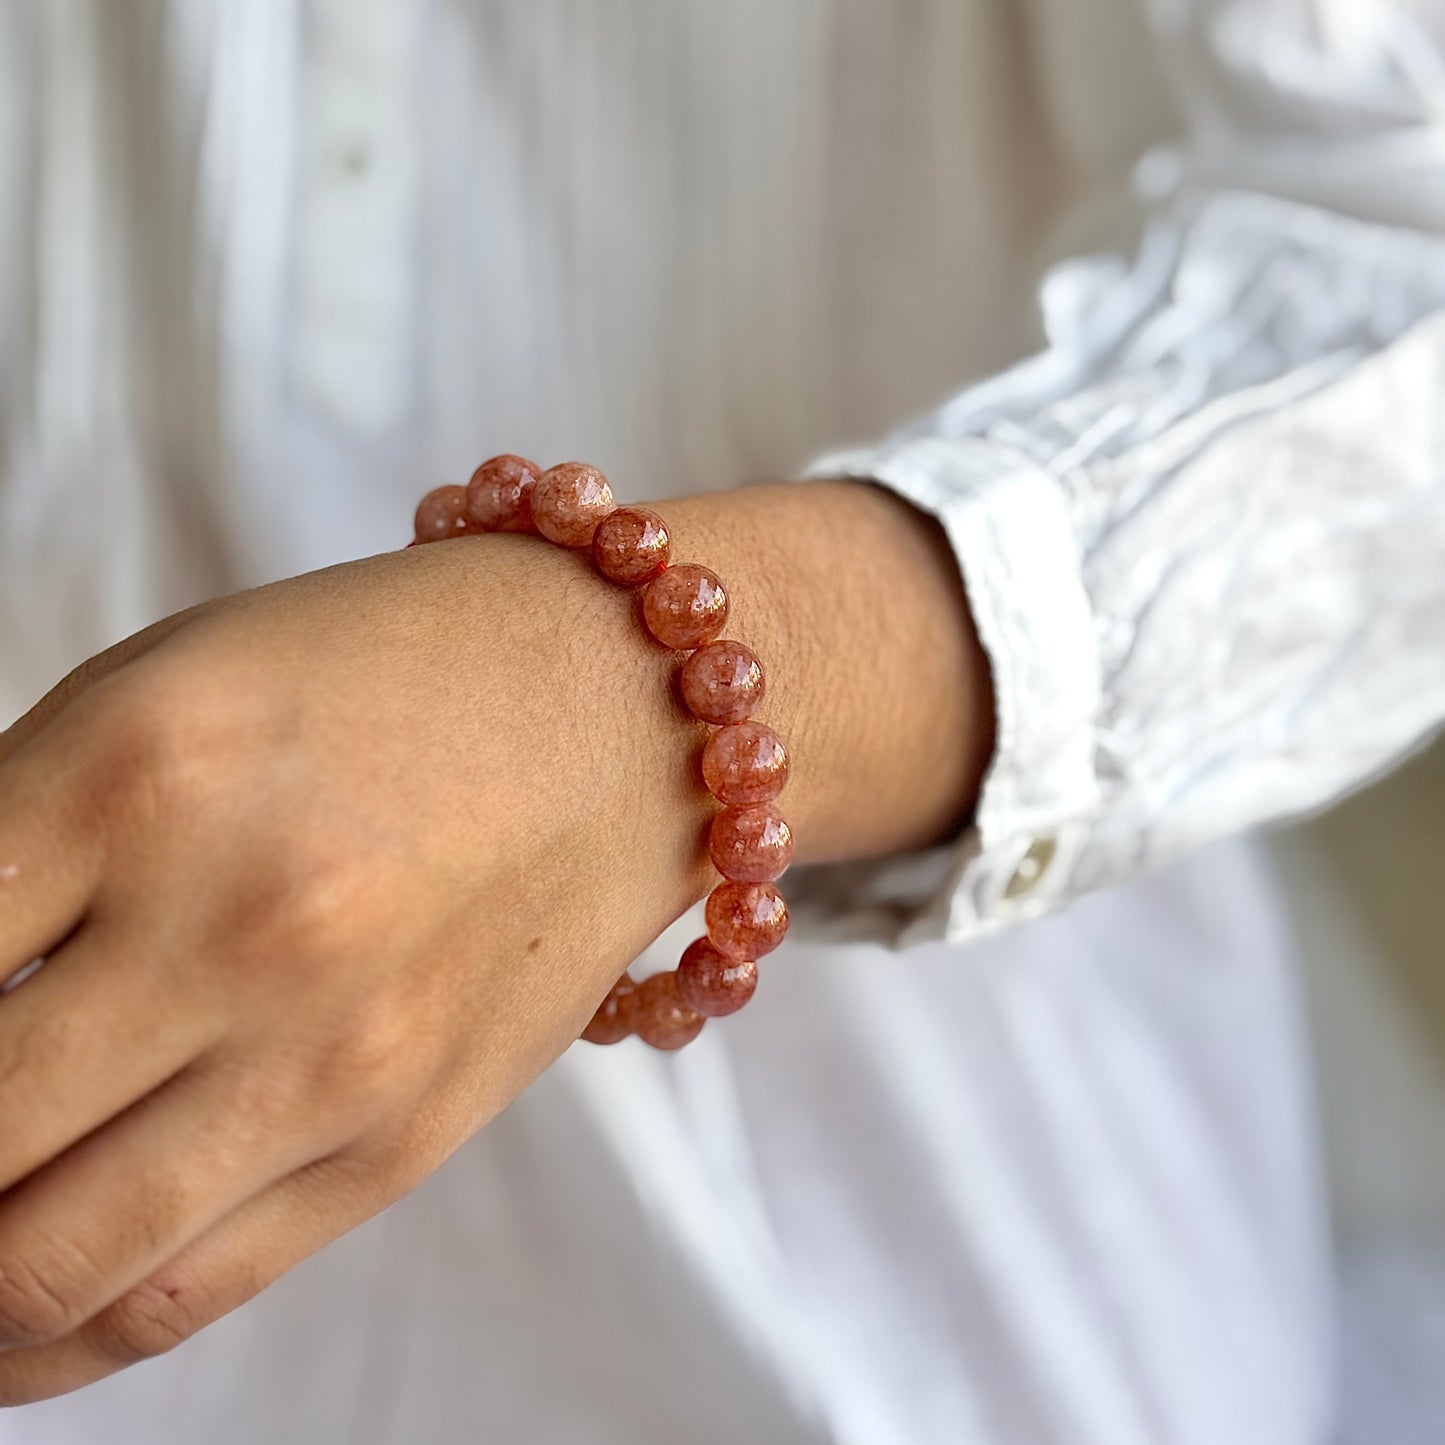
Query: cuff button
[{"left": 1003, "top": 835, "right": 1057, "bottom": 900}]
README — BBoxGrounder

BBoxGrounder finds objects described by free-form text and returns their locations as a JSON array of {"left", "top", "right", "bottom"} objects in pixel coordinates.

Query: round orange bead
[
  {"left": 642, "top": 564, "right": 729, "bottom": 649},
  {"left": 414, "top": 485, "right": 472, "bottom": 543},
  {"left": 581, "top": 972, "right": 637, "bottom": 1045},
  {"left": 705, "top": 881, "right": 789, "bottom": 960},
  {"left": 531, "top": 463, "right": 616, "bottom": 547},
  {"left": 467, "top": 454, "right": 541, "bottom": 532},
  {"left": 676, "top": 939, "right": 758, "bottom": 1017},
  {"left": 700, "top": 722, "right": 790, "bottom": 806},
  {"left": 593, "top": 507, "right": 671, "bottom": 587},
  {"left": 632, "top": 971, "right": 705, "bottom": 1051},
  {"left": 708, "top": 803, "right": 794, "bottom": 883},
  {"left": 679, "top": 640, "right": 765, "bottom": 725}
]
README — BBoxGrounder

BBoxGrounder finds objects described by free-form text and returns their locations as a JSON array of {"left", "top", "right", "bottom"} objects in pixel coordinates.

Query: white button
[
  {"left": 1003, "top": 836, "right": 1057, "bottom": 900},
  {"left": 292, "top": 0, "right": 419, "bottom": 431}
]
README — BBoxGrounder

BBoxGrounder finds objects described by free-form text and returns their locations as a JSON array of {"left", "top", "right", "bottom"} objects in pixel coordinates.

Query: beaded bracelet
[{"left": 408, "top": 457, "right": 793, "bottom": 1052}]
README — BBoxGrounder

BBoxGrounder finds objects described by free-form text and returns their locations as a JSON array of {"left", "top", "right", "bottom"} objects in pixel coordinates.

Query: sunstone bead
[
  {"left": 593, "top": 507, "right": 671, "bottom": 587},
  {"left": 676, "top": 938, "right": 758, "bottom": 1017},
  {"left": 531, "top": 463, "right": 616, "bottom": 547},
  {"left": 632, "top": 971, "right": 705, "bottom": 1051},
  {"left": 678, "top": 640, "right": 765, "bottom": 725},
  {"left": 705, "top": 881, "right": 789, "bottom": 960},
  {"left": 580, "top": 973, "right": 636, "bottom": 1046},
  {"left": 700, "top": 722, "right": 789, "bottom": 806},
  {"left": 641, "top": 564, "right": 729, "bottom": 649},
  {"left": 414, "top": 485, "right": 472, "bottom": 543},
  {"left": 467, "top": 454, "right": 541, "bottom": 532},
  {"left": 708, "top": 803, "right": 794, "bottom": 882}
]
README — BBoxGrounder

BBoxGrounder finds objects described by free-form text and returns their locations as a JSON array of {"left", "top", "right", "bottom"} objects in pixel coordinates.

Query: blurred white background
[{"left": 1274, "top": 742, "right": 1445, "bottom": 1440}]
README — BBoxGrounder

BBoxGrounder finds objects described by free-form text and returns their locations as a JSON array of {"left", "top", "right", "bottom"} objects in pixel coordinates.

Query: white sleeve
[{"left": 801, "top": 0, "right": 1445, "bottom": 945}]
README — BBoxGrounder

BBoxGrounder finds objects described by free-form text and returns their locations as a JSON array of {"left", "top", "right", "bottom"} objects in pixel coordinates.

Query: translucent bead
[
  {"left": 641, "top": 564, "right": 729, "bottom": 649},
  {"left": 580, "top": 972, "right": 636, "bottom": 1045},
  {"left": 531, "top": 463, "right": 616, "bottom": 547},
  {"left": 708, "top": 804, "right": 794, "bottom": 882},
  {"left": 593, "top": 507, "right": 671, "bottom": 587},
  {"left": 467, "top": 454, "right": 541, "bottom": 532},
  {"left": 676, "top": 939, "right": 758, "bottom": 1017},
  {"left": 414, "top": 486, "right": 472, "bottom": 543},
  {"left": 679, "top": 641, "right": 765, "bottom": 725},
  {"left": 705, "top": 881, "right": 789, "bottom": 960},
  {"left": 700, "top": 722, "right": 789, "bottom": 806},
  {"left": 632, "top": 971, "right": 705, "bottom": 1051}
]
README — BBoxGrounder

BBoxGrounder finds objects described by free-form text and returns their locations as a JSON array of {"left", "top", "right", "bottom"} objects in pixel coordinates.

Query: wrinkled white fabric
[
  {"left": 811, "top": 193, "right": 1445, "bottom": 944},
  {"left": 810, "top": 0, "right": 1445, "bottom": 942},
  {"left": 0, "top": 0, "right": 1439, "bottom": 1441}
]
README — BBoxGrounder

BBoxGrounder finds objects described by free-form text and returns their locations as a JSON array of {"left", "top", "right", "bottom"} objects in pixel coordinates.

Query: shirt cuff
[{"left": 799, "top": 436, "right": 1102, "bottom": 945}]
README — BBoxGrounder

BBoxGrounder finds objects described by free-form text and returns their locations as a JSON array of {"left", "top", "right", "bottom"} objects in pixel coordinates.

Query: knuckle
[
  {"left": 262, "top": 849, "right": 368, "bottom": 957},
  {"left": 214, "top": 1002, "right": 421, "bottom": 1139},
  {"left": 241, "top": 836, "right": 399, "bottom": 975},
  {"left": 88, "top": 1281, "right": 200, "bottom": 1365},
  {"left": 200, "top": 831, "right": 402, "bottom": 994},
  {"left": 0, "top": 1240, "right": 103, "bottom": 1347},
  {"left": 325, "top": 1000, "right": 417, "bottom": 1103},
  {"left": 296, "top": 996, "right": 424, "bottom": 1124},
  {"left": 87, "top": 678, "right": 220, "bottom": 829}
]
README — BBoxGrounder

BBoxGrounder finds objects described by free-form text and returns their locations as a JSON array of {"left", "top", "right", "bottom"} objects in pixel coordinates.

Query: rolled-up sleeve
[{"left": 801, "top": 0, "right": 1445, "bottom": 946}]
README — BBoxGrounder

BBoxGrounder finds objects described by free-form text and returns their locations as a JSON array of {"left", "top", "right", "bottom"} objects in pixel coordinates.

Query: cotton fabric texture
[{"left": 1, "top": 2, "right": 1442, "bottom": 1442}]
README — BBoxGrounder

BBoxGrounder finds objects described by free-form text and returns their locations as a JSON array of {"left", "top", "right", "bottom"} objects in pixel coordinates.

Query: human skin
[{"left": 0, "top": 479, "right": 993, "bottom": 1404}]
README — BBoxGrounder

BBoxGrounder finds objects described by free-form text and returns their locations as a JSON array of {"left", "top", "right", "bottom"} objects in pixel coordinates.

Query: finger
[
  {"left": 0, "top": 1150, "right": 395, "bottom": 1406},
  {"left": 0, "top": 603, "right": 213, "bottom": 770},
  {"left": 0, "top": 606, "right": 214, "bottom": 966},
  {"left": 0, "top": 1051, "right": 337, "bottom": 1355},
  {"left": 0, "top": 723, "right": 105, "bottom": 982},
  {"left": 0, "top": 923, "right": 223, "bottom": 1191}
]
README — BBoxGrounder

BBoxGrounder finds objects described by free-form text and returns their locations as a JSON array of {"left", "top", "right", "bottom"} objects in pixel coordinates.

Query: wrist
[
  {"left": 408, "top": 474, "right": 993, "bottom": 911},
  {"left": 651, "top": 480, "right": 995, "bottom": 867},
  {"left": 397, "top": 469, "right": 994, "bottom": 1048}
]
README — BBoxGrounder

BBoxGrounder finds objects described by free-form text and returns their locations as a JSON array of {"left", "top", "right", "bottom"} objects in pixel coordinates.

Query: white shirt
[{"left": 1, "top": 1, "right": 1442, "bottom": 1441}]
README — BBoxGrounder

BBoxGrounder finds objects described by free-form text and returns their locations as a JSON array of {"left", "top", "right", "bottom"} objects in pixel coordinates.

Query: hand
[{"left": 0, "top": 480, "right": 991, "bottom": 1404}]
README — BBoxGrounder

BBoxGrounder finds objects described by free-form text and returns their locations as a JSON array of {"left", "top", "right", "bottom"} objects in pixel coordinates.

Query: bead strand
[{"left": 409, "top": 459, "right": 792, "bottom": 1051}]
